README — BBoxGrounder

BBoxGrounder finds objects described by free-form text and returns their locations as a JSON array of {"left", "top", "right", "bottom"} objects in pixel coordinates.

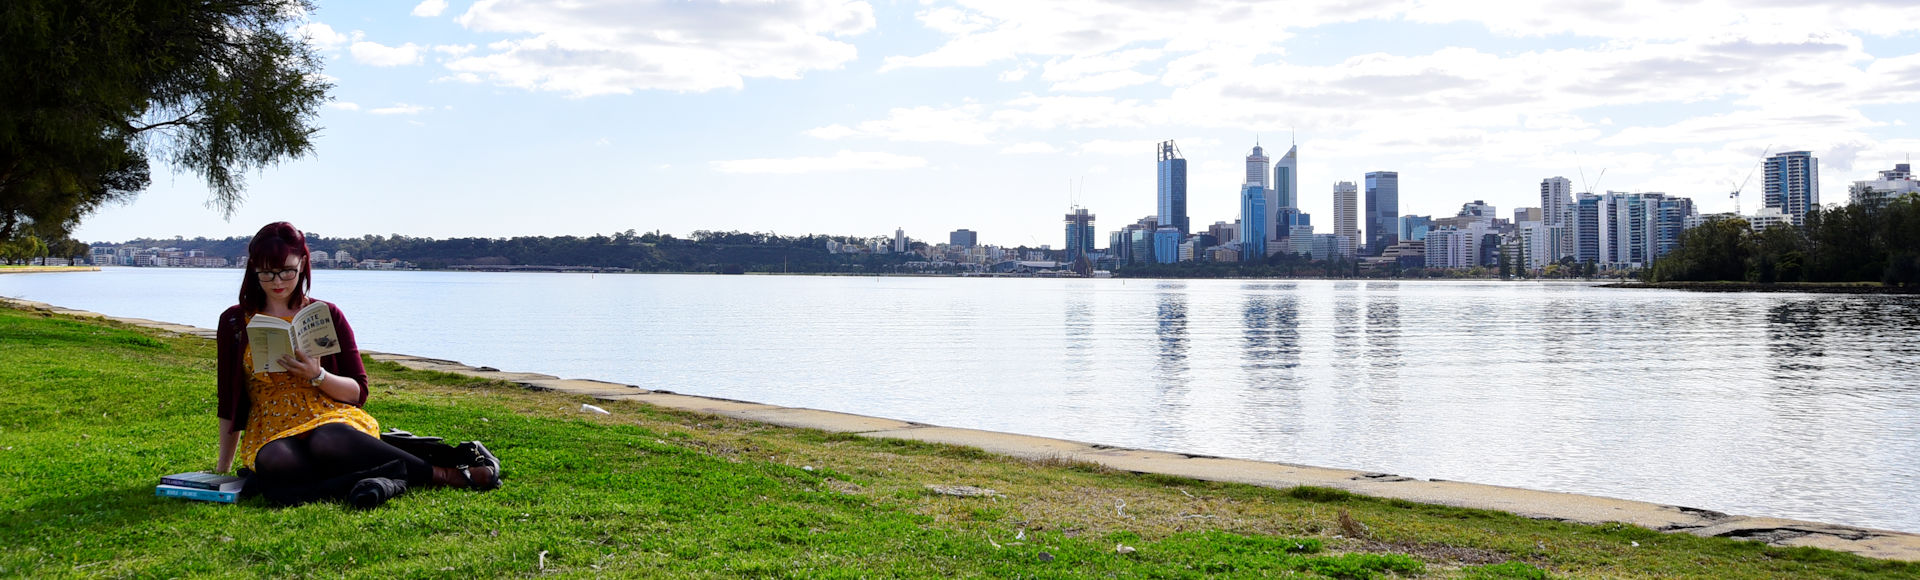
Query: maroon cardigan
[{"left": 215, "top": 300, "right": 370, "bottom": 431}]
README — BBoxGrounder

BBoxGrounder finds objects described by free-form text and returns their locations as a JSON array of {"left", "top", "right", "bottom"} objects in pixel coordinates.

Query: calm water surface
[{"left": 7, "top": 269, "right": 1918, "bottom": 532}]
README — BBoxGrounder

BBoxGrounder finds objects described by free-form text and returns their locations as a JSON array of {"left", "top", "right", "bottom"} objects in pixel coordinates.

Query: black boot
[{"left": 348, "top": 477, "right": 408, "bottom": 509}]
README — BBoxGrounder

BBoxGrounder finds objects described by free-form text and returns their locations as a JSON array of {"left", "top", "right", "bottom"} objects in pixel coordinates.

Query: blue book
[
  {"left": 156, "top": 484, "right": 238, "bottom": 503},
  {"left": 159, "top": 471, "right": 245, "bottom": 492}
]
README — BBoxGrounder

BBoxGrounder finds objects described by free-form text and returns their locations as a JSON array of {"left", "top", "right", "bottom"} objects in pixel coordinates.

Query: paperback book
[
  {"left": 247, "top": 300, "right": 341, "bottom": 372},
  {"left": 155, "top": 484, "right": 239, "bottom": 503},
  {"left": 159, "top": 471, "right": 246, "bottom": 492}
]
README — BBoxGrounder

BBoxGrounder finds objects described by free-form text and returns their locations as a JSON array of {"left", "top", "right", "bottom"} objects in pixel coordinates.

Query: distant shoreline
[
  {"left": 1601, "top": 281, "right": 1920, "bottom": 295},
  {"left": 0, "top": 266, "right": 99, "bottom": 274}
]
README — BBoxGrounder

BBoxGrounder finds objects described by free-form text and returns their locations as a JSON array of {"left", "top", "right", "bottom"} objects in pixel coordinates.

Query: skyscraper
[
  {"left": 1063, "top": 208, "right": 1095, "bottom": 262},
  {"left": 1157, "top": 140, "right": 1189, "bottom": 235},
  {"left": 1240, "top": 183, "right": 1267, "bottom": 260},
  {"left": 1540, "top": 176, "right": 1574, "bottom": 261},
  {"left": 1268, "top": 144, "right": 1299, "bottom": 248},
  {"left": 1332, "top": 181, "right": 1358, "bottom": 250},
  {"left": 1272, "top": 144, "right": 1298, "bottom": 210},
  {"left": 1764, "top": 151, "right": 1819, "bottom": 226},
  {"left": 1244, "top": 143, "right": 1269, "bottom": 188},
  {"left": 893, "top": 228, "right": 907, "bottom": 253},
  {"left": 1364, "top": 171, "right": 1399, "bottom": 255}
]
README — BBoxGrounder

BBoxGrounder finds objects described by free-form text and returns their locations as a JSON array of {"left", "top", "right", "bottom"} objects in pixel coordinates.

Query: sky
[{"left": 74, "top": 0, "right": 1920, "bottom": 247}]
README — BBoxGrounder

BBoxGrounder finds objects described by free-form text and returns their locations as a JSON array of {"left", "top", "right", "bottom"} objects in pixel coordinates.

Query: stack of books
[{"left": 156, "top": 472, "right": 246, "bottom": 503}]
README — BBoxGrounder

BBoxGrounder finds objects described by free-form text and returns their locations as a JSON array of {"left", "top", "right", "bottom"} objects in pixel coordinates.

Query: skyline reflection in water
[{"left": 6, "top": 270, "right": 1918, "bottom": 533}]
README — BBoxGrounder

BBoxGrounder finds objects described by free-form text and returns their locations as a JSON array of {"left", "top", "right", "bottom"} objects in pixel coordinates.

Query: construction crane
[
  {"left": 1575, "top": 151, "right": 1606, "bottom": 195},
  {"left": 1729, "top": 144, "right": 1772, "bottom": 216}
]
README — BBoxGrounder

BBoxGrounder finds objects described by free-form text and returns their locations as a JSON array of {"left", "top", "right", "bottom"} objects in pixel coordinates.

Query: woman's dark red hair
[{"left": 240, "top": 222, "right": 312, "bottom": 314}]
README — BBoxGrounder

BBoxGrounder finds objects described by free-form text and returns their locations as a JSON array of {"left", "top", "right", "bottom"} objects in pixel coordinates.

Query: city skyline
[{"left": 65, "top": 1, "right": 1920, "bottom": 248}]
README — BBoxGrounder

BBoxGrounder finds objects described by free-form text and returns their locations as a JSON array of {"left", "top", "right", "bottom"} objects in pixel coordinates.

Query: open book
[{"left": 247, "top": 300, "right": 342, "bottom": 373}]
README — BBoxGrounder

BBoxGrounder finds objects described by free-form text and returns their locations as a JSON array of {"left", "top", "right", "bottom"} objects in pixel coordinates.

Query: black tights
[{"left": 250, "top": 423, "right": 431, "bottom": 505}]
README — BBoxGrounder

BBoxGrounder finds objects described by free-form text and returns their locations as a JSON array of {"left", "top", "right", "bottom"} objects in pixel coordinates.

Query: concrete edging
[{"left": 7, "top": 296, "right": 1916, "bottom": 561}]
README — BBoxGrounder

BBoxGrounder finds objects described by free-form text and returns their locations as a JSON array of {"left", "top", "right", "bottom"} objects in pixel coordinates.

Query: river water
[{"left": 7, "top": 269, "right": 1918, "bottom": 532}]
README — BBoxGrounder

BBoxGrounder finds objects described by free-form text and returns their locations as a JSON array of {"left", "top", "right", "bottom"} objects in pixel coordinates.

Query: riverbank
[
  {"left": 0, "top": 265, "right": 99, "bottom": 274},
  {"left": 3, "top": 301, "right": 1917, "bottom": 577},
  {"left": 1600, "top": 281, "right": 1920, "bottom": 294}
]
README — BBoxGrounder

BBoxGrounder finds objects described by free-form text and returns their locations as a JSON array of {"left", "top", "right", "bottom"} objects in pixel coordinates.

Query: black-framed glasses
[{"left": 254, "top": 268, "right": 300, "bottom": 282}]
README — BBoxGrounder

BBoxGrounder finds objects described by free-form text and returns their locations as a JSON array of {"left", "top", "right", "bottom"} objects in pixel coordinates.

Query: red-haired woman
[{"left": 213, "top": 222, "right": 498, "bottom": 508}]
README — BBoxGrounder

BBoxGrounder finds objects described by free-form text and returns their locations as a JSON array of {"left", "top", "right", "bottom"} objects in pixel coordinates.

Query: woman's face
[{"left": 258, "top": 255, "right": 303, "bottom": 304}]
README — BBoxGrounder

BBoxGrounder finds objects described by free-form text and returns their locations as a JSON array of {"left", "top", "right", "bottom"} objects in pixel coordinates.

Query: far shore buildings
[{"left": 1852, "top": 163, "right": 1918, "bottom": 210}]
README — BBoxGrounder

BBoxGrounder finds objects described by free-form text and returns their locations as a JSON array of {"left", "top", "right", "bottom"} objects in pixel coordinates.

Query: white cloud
[
  {"left": 299, "top": 22, "right": 350, "bottom": 51},
  {"left": 433, "top": 44, "right": 478, "bottom": 57},
  {"left": 1000, "top": 142, "right": 1059, "bottom": 154},
  {"left": 327, "top": 102, "right": 361, "bottom": 111},
  {"left": 803, "top": 105, "right": 995, "bottom": 144},
  {"left": 1075, "top": 139, "right": 1159, "bottom": 156},
  {"left": 412, "top": 0, "right": 450, "bottom": 18},
  {"left": 351, "top": 40, "right": 425, "bottom": 67},
  {"left": 369, "top": 103, "right": 432, "bottom": 115},
  {"left": 710, "top": 151, "right": 927, "bottom": 174},
  {"left": 446, "top": 0, "right": 877, "bottom": 96}
]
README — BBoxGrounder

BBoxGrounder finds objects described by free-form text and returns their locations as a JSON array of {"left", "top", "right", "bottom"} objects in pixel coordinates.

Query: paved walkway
[{"left": 10, "top": 297, "right": 1917, "bottom": 562}]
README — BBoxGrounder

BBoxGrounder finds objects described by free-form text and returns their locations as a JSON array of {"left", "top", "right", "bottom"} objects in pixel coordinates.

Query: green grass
[{"left": 2, "top": 304, "right": 1916, "bottom": 578}]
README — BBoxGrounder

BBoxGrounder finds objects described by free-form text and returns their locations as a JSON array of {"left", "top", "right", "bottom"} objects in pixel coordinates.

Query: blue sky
[{"left": 76, "top": 0, "right": 1920, "bottom": 247}]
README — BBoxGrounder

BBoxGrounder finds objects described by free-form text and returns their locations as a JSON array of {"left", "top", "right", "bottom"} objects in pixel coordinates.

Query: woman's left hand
[{"left": 279, "top": 350, "right": 323, "bottom": 385}]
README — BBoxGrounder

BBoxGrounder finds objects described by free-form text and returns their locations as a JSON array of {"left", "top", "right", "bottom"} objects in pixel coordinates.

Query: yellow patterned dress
[{"left": 237, "top": 313, "right": 381, "bottom": 470}]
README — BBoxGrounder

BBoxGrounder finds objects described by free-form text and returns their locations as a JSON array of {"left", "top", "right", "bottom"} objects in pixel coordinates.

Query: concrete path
[{"left": 9, "top": 297, "right": 1917, "bottom": 561}]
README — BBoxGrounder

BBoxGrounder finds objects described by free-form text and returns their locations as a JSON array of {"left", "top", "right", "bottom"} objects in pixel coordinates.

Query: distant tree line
[
  {"left": 1647, "top": 193, "right": 1920, "bottom": 285},
  {"left": 101, "top": 230, "right": 945, "bottom": 274}
]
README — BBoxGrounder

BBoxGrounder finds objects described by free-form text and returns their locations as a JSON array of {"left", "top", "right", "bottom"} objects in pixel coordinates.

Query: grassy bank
[{"left": 2, "top": 306, "right": 1914, "bottom": 578}]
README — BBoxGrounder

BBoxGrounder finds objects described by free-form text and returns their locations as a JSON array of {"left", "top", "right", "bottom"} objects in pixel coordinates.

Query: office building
[
  {"left": 1268, "top": 144, "right": 1299, "bottom": 248},
  {"left": 894, "top": 228, "right": 907, "bottom": 253},
  {"left": 1399, "top": 215, "right": 1432, "bottom": 243},
  {"left": 1332, "top": 181, "right": 1359, "bottom": 250},
  {"left": 1365, "top": 171, "right": 1399, "bottom": 255},
  {"left": 1157, "top": 140, "right": 1189, "bottom": 235},
  {"left": 1240, "top": 183, "right": 1267, "bottom": 261},
  {"left": 1154, "top": 227, "right": 1182, "bottom": 264},
  {"left": 1244, "top": 143, "right": 1269, "bottom": 189},
  {"left": 1764, "top": 151, "right": 1819, "bottom": 226},
  {"left": 950, "top": 229, "right": 978, "bottom": 248},
  {"left": 1063, "top": 208, "right": 1095, "bottom": 262}
]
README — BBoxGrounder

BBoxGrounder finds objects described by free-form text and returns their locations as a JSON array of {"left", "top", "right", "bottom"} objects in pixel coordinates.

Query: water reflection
[
  {"left": 1767, "top": 300, "right": 1828, "bottom": 379},
  {"left": 1241, "top": 292, "right": 1301, "bottom": 376},
  {"left": 1154, "top": 286, "right": 1189, "bottom": 386}
]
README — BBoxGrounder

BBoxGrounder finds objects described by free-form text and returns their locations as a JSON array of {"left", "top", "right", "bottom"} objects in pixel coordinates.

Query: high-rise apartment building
[
  {"left": 1240, "top": 183, "right": 1267, "bottom": 260},
  {"left": 1332, "top": 181, "right": 1358, "bottom": 250},
  {"left": 1541, "top": 176, "right": 1574, "bottom": 261},
  {"left": 950, "top": 229, "right": 978, "bottom": 248},
  {"left": 1850, "top": 163, "right": 1918, "bottom": 210},
  {"left": 1157, "top": 140, "right": 1189, "bottom": 235},
  {"left": 1764, "top": 151, "right": 1819, "bottom": 226},
  {"left": 1062, "top": 208, "right": 1095, "bottom": 262},
  {"left": 1364, "top": 171, "right": 1399, "bottom": 255},
  {"left": 893, "top": 228, "right": 907, "bottom": 253},
  {"left": 1571, "top": 192, "right": 1695, "bottom": 268}
]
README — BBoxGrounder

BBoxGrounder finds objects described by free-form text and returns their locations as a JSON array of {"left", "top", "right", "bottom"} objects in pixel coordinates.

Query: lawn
[{"left": 1, "top": 304, "right": 1913, "bottom": 578}]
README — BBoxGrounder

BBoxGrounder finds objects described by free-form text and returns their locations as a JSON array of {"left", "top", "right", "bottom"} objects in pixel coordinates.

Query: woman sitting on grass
[{"left": 213, "top": 221, "right": 499, "bottom": 508}]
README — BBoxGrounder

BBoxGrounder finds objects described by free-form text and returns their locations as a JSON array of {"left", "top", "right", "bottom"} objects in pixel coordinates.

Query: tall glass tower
[
  {"left": 1364, "top": 171, "right": 1399, "bottom": 255},
  {"left": 1764, "top": 151, "right": 1819, "bottom": 226},
  {"left": 1157, "top": 140, "right": 1189, "bottom": 235},
  {"left": 1240, "top": 183, "right": 1267, "bottom": 260},
  {"left": 1063, "top": 207, "right": 1096, "bottom": 262}
]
